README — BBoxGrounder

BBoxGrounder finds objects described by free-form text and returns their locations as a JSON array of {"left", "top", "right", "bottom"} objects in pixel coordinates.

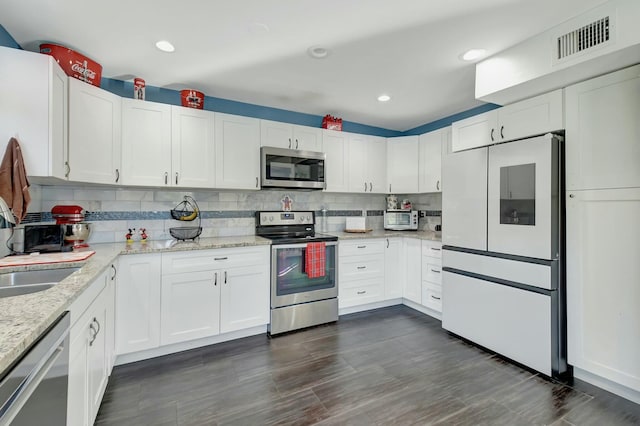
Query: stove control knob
[
  {"left": 269, "top": 216, "right": 274, "bottom": 222},
  {"left": 306, "top": 215, "right": 311, "bottom": 222}
]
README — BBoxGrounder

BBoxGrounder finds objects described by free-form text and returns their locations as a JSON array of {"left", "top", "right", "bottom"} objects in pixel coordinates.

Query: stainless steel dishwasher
[{"left": 0, "top": 312, "right": 70, "bottom": 426}]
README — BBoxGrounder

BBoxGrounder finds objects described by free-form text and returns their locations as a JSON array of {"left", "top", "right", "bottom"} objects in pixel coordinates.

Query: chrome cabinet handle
[
  {"left": 89, "top": 323, "right": 97, "bottom": 346},
  {"left": 111, "top": 264, "right": 117, "bottom": 280},
  {"left": 436, "top": 180, "right": 440, "bottom": 191},
  {"left": 431, "top": 247, "right": 441, "bottom": 251},
  {"left": 214, "top": 257, "right": 228, "bottom": 261},
  {"left": 65, "top": 161, "right": 70, "bottom": 178},
  {"left": 295, "top": 139, "right": 299, "bottom": 149},
  {"left": 357, "top": 245, "right": 366, "bottom": 249},
  {"left": 389, "top": 184, "right": 392, "bottom": 193},
  {"left": 256, "top": 177, "right": 259, "bottom": 188},
  {"left": 369, "top": 182, "right": 372, "bottom": 192},
  {"left": 490, "top": 128, "right": 495, "bottom": 141},
  {"left": 115, "top": 168, "right": 120, "bottom": 183},
  {"left": 175, "top": 172, "right": 179, "bottom": 185},
  {"left": 431, "top": 295, "right": 441, "bottom": 300},
  {"left": 214, "top": 272, "right": 217, "bottom": 286},
  {"left": 386, "top": 239, "right": 389, "bottom": 248},
  {"left": 431, "top": 269, "right": 441, "bottom": 273},
  {"left": 224, "top": 271, "right": 227, "bottom": 284},
  {"left": 357, "top": 290, "right": 366, "bottom": 295},
  {"left": 357, "top": 266, "right": 366, "bottom": 270},
  {"left": 288, "top": 138, "right": 292, "bottom": 148},
  {"left": 569, "top": 194, "right": 575, "bottom": 198},
  {"left": 500, "top": 126, "right": 504, "bottom": 139},
  {"left": 94, "top": 318, "right": 101, "bottom": 335},
  {"left": 164, "top": 172, "right": 168, "bottom": 185},
  {"left": 364, "top": 182, "right": 367, "bottom": 192}
]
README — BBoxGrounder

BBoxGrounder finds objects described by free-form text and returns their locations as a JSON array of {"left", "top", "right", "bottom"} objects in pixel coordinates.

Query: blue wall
[
  {"left": 0, "top": 24, "right": 20, "bottom": 49},
  {"left": 0, "top": 23, "right": 495, "bottom": 138}
]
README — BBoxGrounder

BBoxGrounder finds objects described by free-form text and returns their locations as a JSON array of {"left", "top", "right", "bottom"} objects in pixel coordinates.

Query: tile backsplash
[{"left": 27, "top": 184, "right": 441, "bottom": 243}]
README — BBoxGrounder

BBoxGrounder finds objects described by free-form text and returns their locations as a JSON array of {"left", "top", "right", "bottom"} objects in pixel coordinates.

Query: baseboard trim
[
  {"left": 402, "top": 299, "right": 442, "bottom": 321},
  {"left": 339, "top": 299, "right": 402, "bottom": 316},
  {"left": 574, "top": 367, "right": 640, "bottom": 405}
]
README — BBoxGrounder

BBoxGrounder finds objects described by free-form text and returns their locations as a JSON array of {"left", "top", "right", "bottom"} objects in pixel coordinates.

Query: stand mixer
[{"left": 51, "top": 205, "right": 91, "bottom": 249}]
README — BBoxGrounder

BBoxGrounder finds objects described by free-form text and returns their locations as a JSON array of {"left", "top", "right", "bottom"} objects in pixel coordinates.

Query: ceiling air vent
[{"left": 557, "top": 16, "right": 610, "bottom": 60}]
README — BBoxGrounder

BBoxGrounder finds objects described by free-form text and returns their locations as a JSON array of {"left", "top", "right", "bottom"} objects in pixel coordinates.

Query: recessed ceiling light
[
  {"left": 155, "top": 40, "right": 175, "bottom": 53},
  {"left": 461, "top": 48, "right": 486, "bottom": 61},
  {"left": 377, "top": 94, "right": 391, "bottom": 102},
  {"left": 307, "top": 46, "right": 329, "bottom": 59}
]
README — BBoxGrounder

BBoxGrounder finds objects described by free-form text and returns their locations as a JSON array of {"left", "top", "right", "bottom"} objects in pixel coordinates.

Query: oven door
[
  {"left": 487, "top": 134, "right": 560, "bottom": 260},
  {"left": 271, "top": 242, "right": 338, "bottom": 308}
]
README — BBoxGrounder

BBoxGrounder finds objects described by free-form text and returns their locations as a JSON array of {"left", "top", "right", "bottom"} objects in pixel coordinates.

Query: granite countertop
[
  {"left": 333, "top": 229, "right": 442, "bottom": 242},
  {"left": 0, "top": 235, "right": 271, "bottom": 376}
]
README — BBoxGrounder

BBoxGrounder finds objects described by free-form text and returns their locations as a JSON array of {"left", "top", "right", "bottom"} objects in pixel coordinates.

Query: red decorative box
[{"left": 322, "top": 114, "right": 343, "bottom": 131}]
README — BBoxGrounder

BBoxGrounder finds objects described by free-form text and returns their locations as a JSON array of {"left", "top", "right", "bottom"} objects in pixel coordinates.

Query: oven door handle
[{"left": 271, "top": 241, "right": 338, "bottom": 249}]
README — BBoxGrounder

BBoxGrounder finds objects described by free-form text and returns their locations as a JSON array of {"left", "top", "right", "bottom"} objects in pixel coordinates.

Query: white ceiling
[{"left": 1, "top": 0, "right": 607, "bottom": 131}]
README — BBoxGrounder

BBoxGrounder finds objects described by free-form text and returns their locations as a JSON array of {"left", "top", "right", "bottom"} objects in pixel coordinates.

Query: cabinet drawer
[
  {"left": 339, "top": 255, "right": 384, "bottom": 283},
  {"left": 339, "top": 239, "right": 385, "bottom": 256},
  {"left": 422, "top": 283, "right": 442, "bottom": 313},
  {"left": 339, "top": 279, "right": 384, "bottom": 308},
  {"left": 422, "top": 260, "right": 442, "bottom": 285},
  {"left": 162, "top": 246, "right": 268, "bottom": 274},
  {"left": 422, "top": 240, "right": 442, "bottom": 259}
]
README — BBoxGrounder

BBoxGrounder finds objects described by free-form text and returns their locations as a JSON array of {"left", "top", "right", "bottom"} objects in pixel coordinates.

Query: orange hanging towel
[
  {"left": 305, "top": 242, "right": 326, "bottom": 278},
  {"left": 0, "top": 138, "right": 30, "bottom": 224}
]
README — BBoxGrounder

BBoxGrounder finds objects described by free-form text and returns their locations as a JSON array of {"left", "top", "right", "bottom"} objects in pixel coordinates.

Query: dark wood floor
[{"left": 96, "top": 306, "right": 640, "bottom": 425}]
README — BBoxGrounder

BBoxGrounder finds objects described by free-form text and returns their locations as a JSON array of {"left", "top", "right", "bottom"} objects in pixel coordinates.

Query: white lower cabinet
[
  {"left": 403, "top": 238, "right": 422, "bottom": 304},
  {"left": 384, "top": 238, "right": 403, "bottom": 299},
  {"left": 421, "top": 240, "right": 442, "bottom": 313},
  {"left": 220, "top": 263, "right": 270, "bottom": 333},
  {"left": 67, "top": 269, "right": 113, "bottom": 426},
  {"left": 339, "top": 239, "right": 385, "bottom": 308}
]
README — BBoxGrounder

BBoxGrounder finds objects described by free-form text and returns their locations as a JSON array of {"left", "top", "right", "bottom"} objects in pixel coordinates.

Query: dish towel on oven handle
[{"left": 305, "top": 242, "right": 326, "bottom": 278}]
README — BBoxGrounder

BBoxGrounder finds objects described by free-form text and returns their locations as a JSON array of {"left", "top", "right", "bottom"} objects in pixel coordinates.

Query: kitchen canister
[
  {"left": 133, "top": 78, "right": 145, "bottom": 100},
  {"left": 180, "top": 89, "right": 205, "bottom": 109}
]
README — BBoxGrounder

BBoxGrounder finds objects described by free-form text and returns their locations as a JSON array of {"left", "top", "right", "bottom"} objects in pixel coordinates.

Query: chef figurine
[
  {"left": 139, "top": 228, "right": 148, "bottom": 243},
  {"left": 125, "top": 228, "right": 135, "bottom": 244}
]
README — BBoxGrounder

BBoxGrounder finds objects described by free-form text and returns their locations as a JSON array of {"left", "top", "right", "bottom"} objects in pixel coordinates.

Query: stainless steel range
[{"left": 256, "top": 211, "right": 338, "bottom": 335}]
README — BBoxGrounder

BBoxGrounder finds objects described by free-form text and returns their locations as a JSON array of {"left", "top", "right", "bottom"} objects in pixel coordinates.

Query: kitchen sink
[{"left": 0, "top": 267, "right": 80, "bottom": 299}]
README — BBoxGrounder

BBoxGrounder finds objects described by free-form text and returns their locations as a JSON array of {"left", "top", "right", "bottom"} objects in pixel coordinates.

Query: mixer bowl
[{"left": 62, "top": 223, "right": 91, "bottom": 246}]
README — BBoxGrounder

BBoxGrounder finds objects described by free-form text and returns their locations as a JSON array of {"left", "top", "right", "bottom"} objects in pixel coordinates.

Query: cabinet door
[
  {"left": 565, "top": 65, "right": 640, "bottom": 190},
  {"left": 116, "top": 254, "right": 161, "bottom": 355},
  {"left": 293, "top": 125, "right": 322, "bottom": 151},
  {"left": 347, "top": 134, "right": 367, "bottom": 192},
  {"left": 323, "top": 130, "right": 349, "bottom": 192},
  {"left": 67, "top": 317, "right": 89, "bottom": 426},
  {"left": 387, "top": 136, "right": 419, "bottom": 193},
  {"left": 68, "top": 78, "right": 122, "bottom": 185},
  {"left": 171, "top": 106, "right": 215, "bottom": 188},
  {"left": 418, "top": 128, "right": 445, "bottom": 193},
  {"left": 566, "top": 188, "right": 640, "bottom": 392},
  {"left": 0, "top": 48, "right": 68, "bottom": 179},
  {"left": 260, "top": 119, "right": 293, "bottom": 149},
  {"left": 87, "top": 292, "right": 108, "bottom": 423},
  {"left": 384, "top": 238, "right": 403, "bottom": 299},
  {"left": 215, "top": 113, "right": 260, "bottom": 190},
  {"left": 161, "top": 271, "right": 220, "bottom": 345},
  {"left": 106, "top": 264, "right": 116, "bottom": 373},
  {"left": 403, "top": 238, "right": 421, "bottom": 304},
  {"left": 451, "top": 110, "right": 498, "bottom": 152},
  {"left": 498, "top": 89, "right": 563, "bottom": 143},
  {"left": 366, "top": 136, "right": 387, "bottom": 193},
  {"left": 121, "top": 99, "right": 171, "bottom": 186},
  {"left": 220, "top": 264, "right": 270, "bottom": 333}
]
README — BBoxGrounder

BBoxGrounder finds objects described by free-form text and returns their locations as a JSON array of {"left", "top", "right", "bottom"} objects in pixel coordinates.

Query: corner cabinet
[
  {"left": 403, "top": 238, "right": 422, "bottom": 304},
  {"left": 387, "top": 136, "right": 419, "bottom": 193},
  {"left": 348, "top": 134, "right": 387, "bottom": 193},
  {"left": 68, "top": 77, "right": 122, "bottom": 185},
  {"left": 0, "top": 46, "right": 68, "bottom": 181},
  {"left": 451, "top": 89, "right": 563, "bottom": 152},
  {"left": 215, "top": 113, "right": 261, "bottom": 190},
  {"left": 418, "top": 127, "right": 448, "bottom": 193},
  {"left": 384, "top": 237, "right": 403, "bottom": 299}
]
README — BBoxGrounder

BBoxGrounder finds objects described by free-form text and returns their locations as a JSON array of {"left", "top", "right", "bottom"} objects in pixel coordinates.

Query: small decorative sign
[{"left": 281, "top": 195, "right": 293, "bottom": 211}]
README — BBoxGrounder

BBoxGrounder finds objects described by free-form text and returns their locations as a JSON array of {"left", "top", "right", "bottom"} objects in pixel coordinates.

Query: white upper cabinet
[
  {"left": 0, "top": 47, "right": 67, "bottom": 181},
  {"left": 122, "top": 100, "right": 216, "bottom": 187},
  {"left": 418, "top": 127, "right": 448, "bottom": 193},
  {"left": 68, "top": 78, "right": 122, "bottom": 185},
  {"left": 260, "top": 119, "right": 322, "bottom": 151},
  {"left": 171, "top": 106, "right": 216, "bottom": 188},
  {"left": 323, "top": 130, "right": 349, "bottom": 192},
  {"left": 565, "top": 65, "right": 640, "bottom": 191},
  {"left": 451, "top": 90, "right": 563, "bottom": 152},
  {"left": 121, "top": 99, "right": 172, "bottom": 186},
  {"left": 215, "top": 113, "right": 260, "bottom": 190},
  {"left": 387, "top": 135, "right": 419, "bottom": 194},
  {"left": 348, "top": 134, "right": 387, "bottom": 193}
]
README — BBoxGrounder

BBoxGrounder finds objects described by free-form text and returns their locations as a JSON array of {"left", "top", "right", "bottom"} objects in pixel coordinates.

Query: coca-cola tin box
[{"left": 40, "top": 43, "right": 102, "bottom": 87}]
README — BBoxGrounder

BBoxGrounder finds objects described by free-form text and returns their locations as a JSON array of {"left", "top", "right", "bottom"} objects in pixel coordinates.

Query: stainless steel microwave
[
  {"left": 261, "top": 147, "right": 326, "bottom": 190},
  {"left": 384, "top": 210, "right": 419, "bottom": 230}
]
